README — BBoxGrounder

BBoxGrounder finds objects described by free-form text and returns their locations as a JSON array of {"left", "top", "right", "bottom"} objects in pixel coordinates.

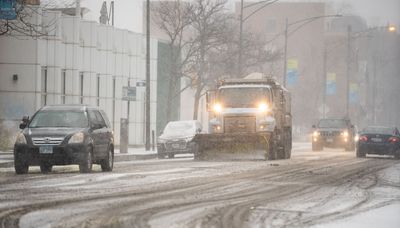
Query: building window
[
  {"left": 97, "top": 74, "right": 100, "bottom": 106},
  {"left": 79, "top": 72, "right": 84, "bottom": 104},
  {"left": 61, "top": 69, "right": 66, "bottom": 104},
  {"left": 41, "top": 66, "right": 47, "bottom": 106}
]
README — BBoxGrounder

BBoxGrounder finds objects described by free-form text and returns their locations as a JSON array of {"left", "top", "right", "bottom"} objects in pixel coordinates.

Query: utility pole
[
  {"left": 238, "top": 0, "right": 244, "bottom": 78},
  {"left": 322, "top": 47, "right": 327, "bottom": 118},
  {"left": 283, "top": 18, "right": 288, "bottom": 87},
  {"left": 145, "top": 0, "right": 151, "bottom": 150},
  {"left": 345, "top": 25, "right": 351, "bottom": 118}
]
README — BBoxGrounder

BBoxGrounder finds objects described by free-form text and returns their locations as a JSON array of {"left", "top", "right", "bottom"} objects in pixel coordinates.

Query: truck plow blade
[{"left": 193, "top": 133, "right": 272, "bottom": 160}]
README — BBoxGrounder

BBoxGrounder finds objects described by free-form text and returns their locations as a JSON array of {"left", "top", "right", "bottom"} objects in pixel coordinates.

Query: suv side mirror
[
  {"left": 196, "top": 128, "right": 202, "bottom": 133},
  {"left": 312, "top": 125, "right": 316, "bottom": 128},
  {"left": 92, "top": 123, "right": 103, "bottom": 130},
  {"left": 19, "top": 116, "right": 29, "bottom": 129},
  {"left": 350, "top": 125, "right": 355, "bottom": 128}
]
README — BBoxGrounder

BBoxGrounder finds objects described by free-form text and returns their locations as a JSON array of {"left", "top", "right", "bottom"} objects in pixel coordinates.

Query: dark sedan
[{"left": 356, "top": 126, "right": 400, "bottom": 159}]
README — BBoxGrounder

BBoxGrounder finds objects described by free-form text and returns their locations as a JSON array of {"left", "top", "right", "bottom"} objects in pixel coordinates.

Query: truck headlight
[
  {"left": 68, "top": 132, "right": 84, "bottom": 144},
  {"left": 258, "top": 102, "right": 269, "bottom": 113},
  {"left": 213, "top": 103, "right": 223, "bottom": 113},
  {"left": 15, "top": 133, "right": 27, "bottom": 144}
]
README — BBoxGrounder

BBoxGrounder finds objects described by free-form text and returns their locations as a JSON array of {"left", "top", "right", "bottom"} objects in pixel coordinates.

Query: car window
[
  {"left": 100, "top": 110, "right": 111, "bottom": 128},
  {"left": 29, "top": 110, "right": 88, "bottom": 128},
  {"left": 88, "top": 110, "right": 106, "bottom": 128}
]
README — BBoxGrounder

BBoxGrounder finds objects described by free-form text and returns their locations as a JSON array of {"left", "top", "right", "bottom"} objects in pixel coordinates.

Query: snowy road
[{"left": 0, "top": 143, "right": 399, "bottom": 227}]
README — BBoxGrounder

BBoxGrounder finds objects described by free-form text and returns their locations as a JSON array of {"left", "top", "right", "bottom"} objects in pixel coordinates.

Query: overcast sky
[{"left": 78, "top": 0, "right": 399, "bottom": 33}]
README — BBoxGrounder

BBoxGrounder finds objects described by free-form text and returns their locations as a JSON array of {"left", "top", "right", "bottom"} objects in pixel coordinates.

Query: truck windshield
[
  {"left": 318, "top": 119, "right": 347, "bottom": 128},
  {"left": 218, "top": 87, "right": 271, "bottom": 108},
  {"left": 29, "top": 110, "right": 89, "bottom": 128}
]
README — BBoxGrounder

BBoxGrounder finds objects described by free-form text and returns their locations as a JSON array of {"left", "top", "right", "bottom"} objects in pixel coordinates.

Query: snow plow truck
[{"left": 193, "top": 74, "right": 292, "bottom": 160}]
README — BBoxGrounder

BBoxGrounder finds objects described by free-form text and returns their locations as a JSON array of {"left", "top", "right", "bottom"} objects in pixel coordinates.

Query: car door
[{"left": 87, "top": 110, "right": 107, "bottom": 158}]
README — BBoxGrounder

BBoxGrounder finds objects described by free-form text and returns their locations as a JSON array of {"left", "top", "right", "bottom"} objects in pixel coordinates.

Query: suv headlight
[
  {"left": 313, "top": 131, "right": 319, "bottom": 137},
  {"left": 68, "top": 132, "right": 85, "bottom": 144},
  {"left": 184, "top": 136, "right": 194, "bottom": 142},
  {"left": 15, "top": 133, "right": 27, "bottom": 144}
]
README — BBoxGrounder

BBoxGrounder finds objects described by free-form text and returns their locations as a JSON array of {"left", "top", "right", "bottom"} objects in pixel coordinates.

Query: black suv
[
  {"left": 312, "top": 118, "right": 356, "bottom": 151},
  {"left": 14, "top": 105, "right": 114, "bottom": 174}
]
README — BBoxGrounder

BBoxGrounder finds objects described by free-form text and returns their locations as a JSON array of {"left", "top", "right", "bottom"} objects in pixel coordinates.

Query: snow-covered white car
[{"left": 157, "top": 120, "right": 202, "bottom": 159}]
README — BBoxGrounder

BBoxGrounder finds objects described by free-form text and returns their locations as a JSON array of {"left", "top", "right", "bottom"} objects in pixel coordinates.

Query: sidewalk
[{"left": 0, "top": 147, "right": 158, "bottom": 168}]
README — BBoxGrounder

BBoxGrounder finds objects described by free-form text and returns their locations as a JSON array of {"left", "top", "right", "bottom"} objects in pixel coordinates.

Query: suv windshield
[
  {"left": 29, "top": 110, "right": 88, "bottom": 128},
  {"left": 218, "top": 87, "right": 271, "bottom": 108},
  {"left": 318, "top": 119, "right": 347, "bottom": 128}
]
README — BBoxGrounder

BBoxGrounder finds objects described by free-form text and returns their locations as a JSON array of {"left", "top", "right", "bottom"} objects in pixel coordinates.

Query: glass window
[
  {"left": 29, "top": 110, "right": 88, "bottom": 128},
  {"left": 218, "top": 87, "right": 271, "bottom": 108}
]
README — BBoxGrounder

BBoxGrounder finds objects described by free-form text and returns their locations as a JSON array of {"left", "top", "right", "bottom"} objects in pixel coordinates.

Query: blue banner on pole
[
  {"left": 326, "top": 73, "right": 336, "bottom": 95},
  {"left": 0, "top": 0, "right": 17, "bottom": 20},
  {"left": 287, "top": 69, "right": 298, "bottom": 86}
]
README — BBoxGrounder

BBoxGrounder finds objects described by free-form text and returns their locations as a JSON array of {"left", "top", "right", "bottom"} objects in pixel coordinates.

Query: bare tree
[
  {"left": 151, "top": 0, "right": 197, "bottom": 122},
  {"left": 0, "top": 0, "right": 71, "bottom": 36}
]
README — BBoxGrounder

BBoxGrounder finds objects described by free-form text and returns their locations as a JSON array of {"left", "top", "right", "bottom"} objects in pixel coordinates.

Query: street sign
[
  {"left": 349, "top": 83, "right": 359, "bottom": 103},
  {"left": 122, "top": 86, "right": 136, "bottom": 101},
  {"left": 136, "top": 81, "right": 146, "bottom": 87},
  {"left": 0, "top": 0, "right": 17, "bottom": 20}
]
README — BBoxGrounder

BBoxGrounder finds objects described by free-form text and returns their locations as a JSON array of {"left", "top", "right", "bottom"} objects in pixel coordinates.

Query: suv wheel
[
  {"left": 79, "top": 147, "right": 93, "bottom": 173},
  {"left": 157, "top": 147, "right": 165, "bottom": 159},
  {"left": 40, "top": 163, "right": 53, "bottom": 173},
  {"left": 168, "top": 153, "right": 175, "bottom": 159},
  {"left": 14, "top": 156, "right": 29, "bottom": 174},
  {"left": 101, "top": 147, "right": 114, "bottom": 172}
]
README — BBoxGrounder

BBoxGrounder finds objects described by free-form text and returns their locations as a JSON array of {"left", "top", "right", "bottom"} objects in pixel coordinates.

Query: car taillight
[
  {"left": 359, "top": 136, "right": 368, "bottom": 142},
  {"left": 388, "top": 137, "right": 399, "bottom": 143}
]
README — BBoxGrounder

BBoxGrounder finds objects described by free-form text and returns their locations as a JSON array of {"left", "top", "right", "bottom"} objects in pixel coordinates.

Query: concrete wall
[{"left": 0, "top": 9, "right": 158, "bottom": 146}]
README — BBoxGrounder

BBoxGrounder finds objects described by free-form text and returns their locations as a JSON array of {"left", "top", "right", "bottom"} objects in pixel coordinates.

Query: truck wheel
[
  {"left": 14, "top": 156, "right": 29, "bottom": 174},
  {"left": 356, "top": 148, "right": 366, "bottom": 158},
  {"left": 40, "top": 163, "right": 53, "bottom": 174},
  {"left": 79, "top": 147, "right": 93, "bottom": 173},
  {"left": 265, "top": 135, "right": 277, "bottom": 160}
]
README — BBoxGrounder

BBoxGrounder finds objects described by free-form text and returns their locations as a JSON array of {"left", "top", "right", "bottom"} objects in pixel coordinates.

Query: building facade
[{"left": 0, "top": 6, "right": 160, "bottom": 147}]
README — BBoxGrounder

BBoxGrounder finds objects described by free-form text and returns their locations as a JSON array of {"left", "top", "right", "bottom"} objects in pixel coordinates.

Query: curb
[{"left": 0, "top": 153, "right": 158, "bottom": 169}]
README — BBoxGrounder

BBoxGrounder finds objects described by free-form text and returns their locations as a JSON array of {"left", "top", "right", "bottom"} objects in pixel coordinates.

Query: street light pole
[
  {"left": 283, "top": 18, "right": 288, "bottom": 87},
  {"left": 238, "top": 0, "right": 244, "bottom": 78},
  {"left": 345, "top": 25, "right": 351, "bottom": 118},
  {"left": 145, "top": 0, "right": 151, "bottom": 150}
]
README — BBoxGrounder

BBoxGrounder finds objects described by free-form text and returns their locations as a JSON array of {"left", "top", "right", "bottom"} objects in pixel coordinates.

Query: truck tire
[{"left": 265, "top": 134, "right": 277, "bottom": 160}]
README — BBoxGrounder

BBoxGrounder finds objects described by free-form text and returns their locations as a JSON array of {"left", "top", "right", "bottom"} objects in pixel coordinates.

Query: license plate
[
  {"left": 326, "top": 138, "right": 333, "bottom": 142},
  {"left": 172, "top": 143, "right": 180, "bottom": 149},
  {"left": 371, "top": 138, "right": 382, "bottom": 142},
  {"left": 39, "top": 145, "right": 53, "bottom": 154}
]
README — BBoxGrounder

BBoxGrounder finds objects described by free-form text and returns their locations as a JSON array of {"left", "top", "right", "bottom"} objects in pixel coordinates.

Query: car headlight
[
  {"left": 68, "top": 132, "right": 85, "bottom": 144},
  {"left": 15, "top": 133, "right": 27, "bottom": 144},
  {"left": 184, "top": 136, "right": 194, "bottom": 142},
  {"left": 342, "top": 131, "right": 349, "bottom": 137},
  {"left": 213, "top": 103, "right": 223, "bottom": 113},
  {"left": 258, "top": 102, "right": 269, "bottom": 113},
  {"left": 313, "top": 131, "right": 319, "bottom": 137}
]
